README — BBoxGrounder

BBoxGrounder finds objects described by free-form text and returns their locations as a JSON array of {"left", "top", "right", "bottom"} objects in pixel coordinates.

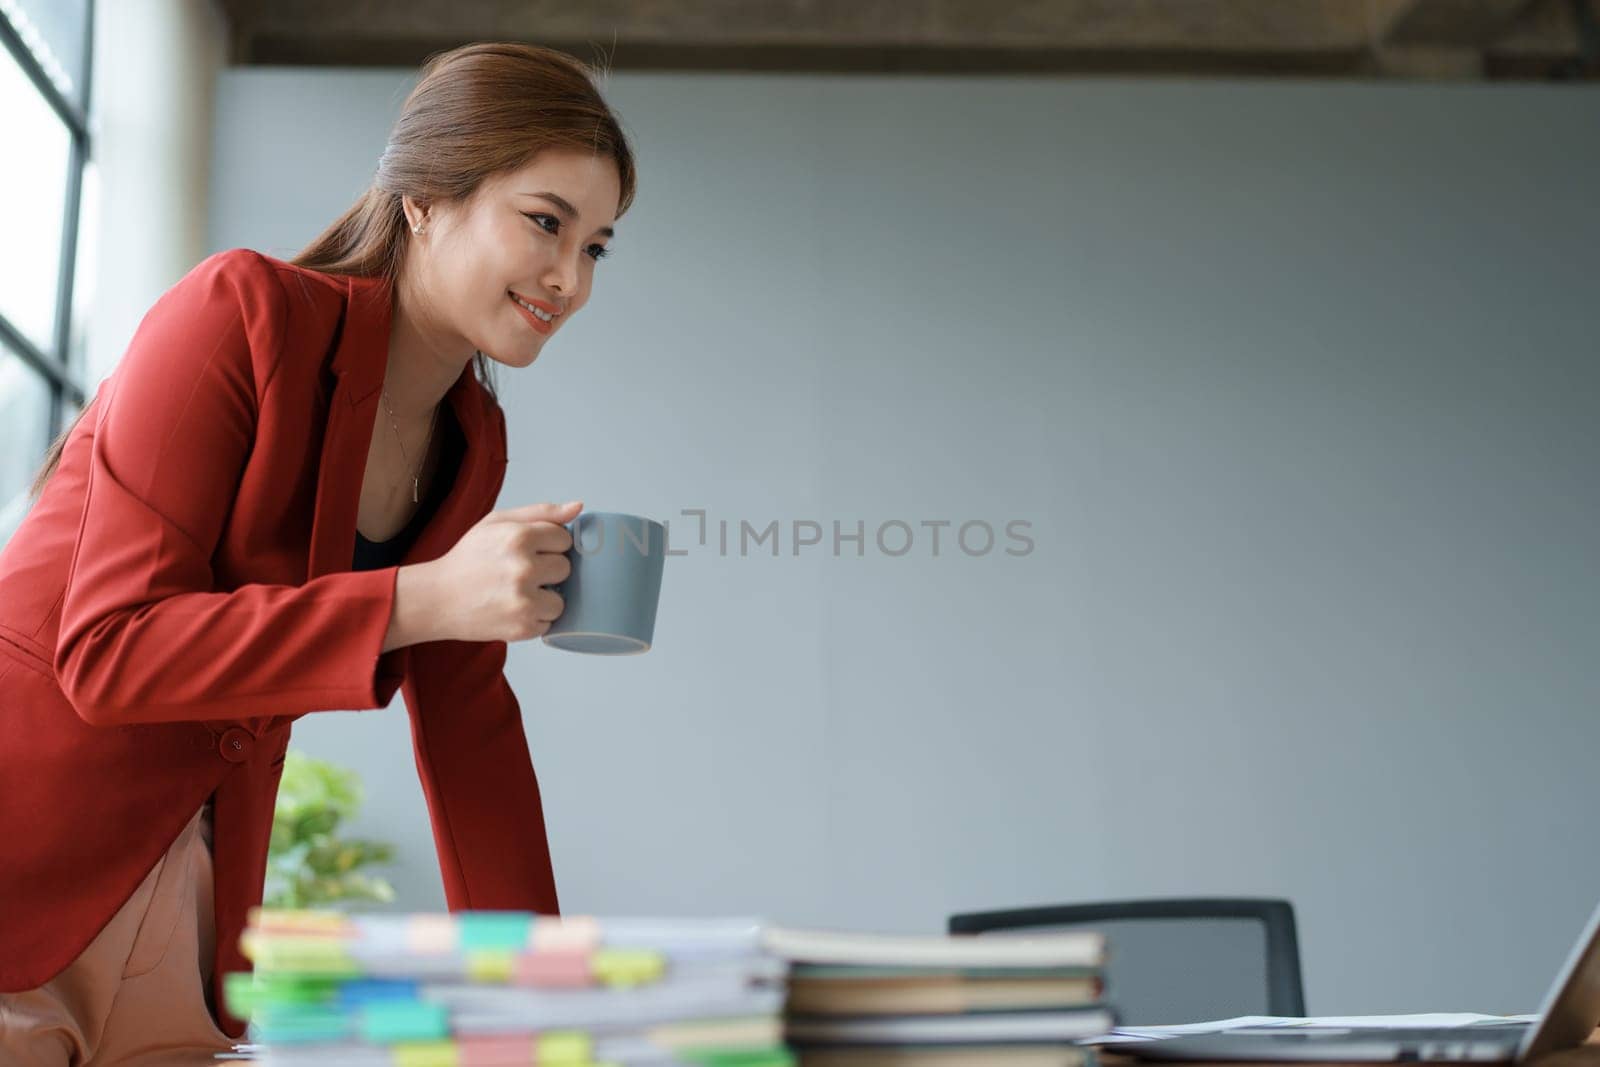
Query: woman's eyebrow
[{"left": 519, "top": 191, "right": 616, "bottom": 238}]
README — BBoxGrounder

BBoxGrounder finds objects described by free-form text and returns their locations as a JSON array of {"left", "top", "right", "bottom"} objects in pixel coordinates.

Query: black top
[{"left": 352, "top": 406, "right": 464, "bottom": 571}]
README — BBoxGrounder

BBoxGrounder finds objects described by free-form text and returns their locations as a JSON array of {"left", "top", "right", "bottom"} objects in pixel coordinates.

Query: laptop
[{"left": 1130, "top": 896, "right": 1600, "bottom": 1062}]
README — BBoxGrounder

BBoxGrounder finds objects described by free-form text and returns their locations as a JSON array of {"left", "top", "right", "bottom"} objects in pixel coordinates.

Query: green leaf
[{"left": 266, "top": 750, "right": 399, "bottom": 909}]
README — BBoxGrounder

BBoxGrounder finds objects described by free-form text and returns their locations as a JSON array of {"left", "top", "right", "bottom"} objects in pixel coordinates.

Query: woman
[{"left": 0, "top": 41, "right": 634, "bottom": 1063}]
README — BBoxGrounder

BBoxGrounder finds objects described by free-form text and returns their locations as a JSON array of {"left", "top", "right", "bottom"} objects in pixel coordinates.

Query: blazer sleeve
[
  {"left": 53, "top": 249, "right": 404, "bottom": 726},
  {"left": 403, "top": 635, "right": 561, "bottom": 915}
]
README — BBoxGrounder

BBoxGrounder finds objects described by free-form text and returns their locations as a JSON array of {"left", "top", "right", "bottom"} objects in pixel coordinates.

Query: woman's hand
[{"left": 386, "top": 500, "right": 582, "bottom": 650}]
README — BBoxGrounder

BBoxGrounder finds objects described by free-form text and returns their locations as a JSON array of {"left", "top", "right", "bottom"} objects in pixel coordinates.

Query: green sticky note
[
  {"left": 259, "top": 974, "right": 343, "bottom": 1003},
  {"left": 458, "top": 912, "right": 532, "bottom": 951},
  {"left": 222, "top": 972, "right": 259, "bottom": 1018},
  {"left": 222, "top": 971, "right": 340, "bottom": 1017},
  {"left": 251, "top": 1003, "right": 349, "bottom": 1044},
  {"left": 681, "top": 1049, "right": 797, "bottom": 1067},
  {"left": 360, "top": 1000, "right": 450, "bottom": 1044}
]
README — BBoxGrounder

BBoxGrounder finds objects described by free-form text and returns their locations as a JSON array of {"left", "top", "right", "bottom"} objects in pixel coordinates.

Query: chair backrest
[{"left": 948, "top": 897, "right": 1306, "bottom": 1025}]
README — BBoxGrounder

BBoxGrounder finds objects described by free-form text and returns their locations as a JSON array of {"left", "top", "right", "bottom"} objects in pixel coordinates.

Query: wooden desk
[{"left": 1096, "top": 1028, "right": 1600, "bottom": 1067}]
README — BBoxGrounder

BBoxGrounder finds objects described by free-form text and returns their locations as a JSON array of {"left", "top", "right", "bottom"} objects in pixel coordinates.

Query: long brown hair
[{"left": 29, "top": 41, "right": 636, "bottom": 502}]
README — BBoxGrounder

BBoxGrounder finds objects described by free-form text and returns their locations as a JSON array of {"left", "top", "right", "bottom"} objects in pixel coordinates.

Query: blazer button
[{"left": 219, "top": 727, "right": 254, "bottom": 763}]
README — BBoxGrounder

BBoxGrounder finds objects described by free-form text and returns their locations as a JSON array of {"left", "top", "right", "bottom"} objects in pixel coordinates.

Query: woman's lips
[{"left": 509, "top": 293, "right": 554, "bottom": 335}]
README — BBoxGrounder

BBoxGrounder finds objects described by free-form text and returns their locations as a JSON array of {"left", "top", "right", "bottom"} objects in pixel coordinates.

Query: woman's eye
[{"left": 523, "top": 213, "right": 611, "bottom": 262}]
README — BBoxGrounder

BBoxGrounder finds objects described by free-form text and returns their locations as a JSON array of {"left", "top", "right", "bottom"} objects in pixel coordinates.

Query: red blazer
[{"left": 0, "top": 248, "right": 560, "bottom": 1038}]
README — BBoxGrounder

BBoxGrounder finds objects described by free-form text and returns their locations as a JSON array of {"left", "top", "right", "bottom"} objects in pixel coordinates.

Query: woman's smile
[{"left": 508, "top": 290, "right": 556, "bottom": 335}]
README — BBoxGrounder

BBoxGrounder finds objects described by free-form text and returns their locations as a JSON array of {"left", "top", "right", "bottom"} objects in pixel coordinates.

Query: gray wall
[{"left": 209, "top": 69, "right": 1599, "bottom": 1017}]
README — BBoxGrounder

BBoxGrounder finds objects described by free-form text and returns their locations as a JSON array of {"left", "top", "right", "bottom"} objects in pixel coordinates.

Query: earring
[{"left": 412, "top": 222, "right": 425, "bottom": 234}]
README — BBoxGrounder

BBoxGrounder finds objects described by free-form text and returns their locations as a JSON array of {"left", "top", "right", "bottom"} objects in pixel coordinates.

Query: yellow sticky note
[
  {"left": 591, "top": 948, "right": 665, "bottom": 987},
  {"left": 393, "top": 1041, "right": 459, "bottom": 1067},
  {"left": 536, "top": 1029, "right": 592, "bottom": 1063},
  {"left": 249, "top": 908, "right": 351, "bottom": 936},
  {"left": 466, "top": 950, "right": 515, "bottom": 982}
]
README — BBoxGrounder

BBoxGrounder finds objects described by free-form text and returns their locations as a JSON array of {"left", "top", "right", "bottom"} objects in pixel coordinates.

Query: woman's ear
[{"left": 402, "top": 195, "right": 433, "bottom": 235}]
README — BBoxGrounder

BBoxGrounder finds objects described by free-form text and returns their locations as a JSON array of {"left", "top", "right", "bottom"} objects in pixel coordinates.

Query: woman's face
[{"left": 407, "top": 148, "right": 622, "bottom": 369}]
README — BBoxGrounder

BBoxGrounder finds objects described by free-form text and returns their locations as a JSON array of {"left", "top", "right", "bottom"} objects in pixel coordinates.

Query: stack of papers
[
  {"left": 761, "top": 926, "right": 1115, "bottom": 1066},
  {"left": 225, "top": 909, "right": 794, "bottom": 1065}
]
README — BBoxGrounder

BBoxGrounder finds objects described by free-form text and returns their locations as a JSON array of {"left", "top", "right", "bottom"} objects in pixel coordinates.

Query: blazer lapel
[
  {"left": 306, "top": 273, "right": 385, "bottom": 581},
  {"left": 305, "top": 272, "right": 495, "bottom": 582}
]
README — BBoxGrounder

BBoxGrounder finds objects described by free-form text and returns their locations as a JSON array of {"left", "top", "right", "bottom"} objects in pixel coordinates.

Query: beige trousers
[{"left": 0, "top": 802, "right": 238, "bottom": 1065}]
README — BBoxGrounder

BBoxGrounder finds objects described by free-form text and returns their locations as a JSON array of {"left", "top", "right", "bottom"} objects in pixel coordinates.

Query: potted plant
[{"left": 263, "top": 750, "right": 398, "bottom": 909}]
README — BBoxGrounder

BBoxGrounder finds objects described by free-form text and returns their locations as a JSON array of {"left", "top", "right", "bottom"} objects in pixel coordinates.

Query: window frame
[{"left": 0, "top": 0, "right": 94, "bottom": 454}]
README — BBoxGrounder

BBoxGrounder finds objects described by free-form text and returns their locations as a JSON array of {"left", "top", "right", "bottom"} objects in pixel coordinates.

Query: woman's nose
[{"left": 543, "top": 248, "right": 580, "bottom": 294}]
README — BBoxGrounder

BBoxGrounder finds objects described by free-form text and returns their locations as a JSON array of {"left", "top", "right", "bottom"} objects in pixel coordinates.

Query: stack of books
[
  {"left": 226, "top": 908, "right": 794, "bottom": 1066},
  {"left": 760, "top": 925, "right": 1113, "bottom": 1067}
]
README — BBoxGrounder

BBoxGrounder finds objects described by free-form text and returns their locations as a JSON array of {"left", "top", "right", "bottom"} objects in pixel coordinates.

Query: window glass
[
  {"left": 66, "top": 156, "right": 98, "bottom": 385},
  {"left": 0, "top": 45, "right": 71, "bottom": 354},
  {"left": 2, "top": 0, "right": 91, "bottom": 110}
]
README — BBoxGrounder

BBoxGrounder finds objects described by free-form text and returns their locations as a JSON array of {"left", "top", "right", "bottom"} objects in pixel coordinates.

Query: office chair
[{"left": 948, "top": 897, "right": 1306, "bottom": 1025}]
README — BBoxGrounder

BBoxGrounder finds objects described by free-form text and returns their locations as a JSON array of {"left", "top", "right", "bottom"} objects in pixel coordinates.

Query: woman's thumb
[{"left": 492, "top": 499, "right": 584, "bottom": 524}]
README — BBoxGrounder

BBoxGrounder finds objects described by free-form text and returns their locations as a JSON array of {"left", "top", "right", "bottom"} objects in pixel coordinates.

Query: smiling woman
[{"left": 0, "top": 40, "right": 638, "bottom": 1061}]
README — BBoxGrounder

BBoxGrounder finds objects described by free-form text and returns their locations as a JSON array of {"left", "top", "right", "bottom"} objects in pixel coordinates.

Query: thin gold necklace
[{"left": 380, "top": 387, "right": 439, "bottom": 503}]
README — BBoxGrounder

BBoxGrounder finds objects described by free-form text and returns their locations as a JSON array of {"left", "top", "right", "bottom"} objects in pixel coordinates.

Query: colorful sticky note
[
  {"left": 407, "top": 914, "right": 459, "bottom": 954},
  {"left": 514, "top": 949, "right": 592, "bottom": 987},
  {"left": 360, "top": 1000, "right": 450, "bottom": 1044},
  {"left": 532, "top": 915, "right": 599, "bottom": 952},
  {"left": 535, "top": 1029, "right": 593, "bottom": 1064},
  {"left": 338, "top": 978, "right": 420, "bottom": 1005},
  {"left": 459, "top": 1034, "right": 536, "bottom": 1066},
  {"left": 466, "top": 950, "right": 516, "bottom": 983},
  {"left": 393, "top": 1040, "right": 460, "bottom": 1067},
  {"left": 250, "top": 1003, "right": 350, "bottom": 1045},
  {"left": 242, "top": 934, "right": 361, "bottom": 977},
  {"left": 680, "top": 1050, "right": 797, "bottom": 1067},
  {"left": 590, "top": 948, "right": 665, "bottom": 987},
  {"left": 459, "top": 912, "right": 533, "bottom": 951},
  {"left": 249, "top": 908, "right": 353, "bottom": 937}
]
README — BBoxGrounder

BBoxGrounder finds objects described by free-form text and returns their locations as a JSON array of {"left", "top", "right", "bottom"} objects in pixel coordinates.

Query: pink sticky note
[
  {"left": 531, "top": 915, "right": 599, "bottom": 952},
  {"left": 515, "top": 949, "right": 592, "bottom": 987},
  {"left": 406, "top": 915, "right": 458, "bottom": 954},
  {"left": 459, "top": 1034, "right": 537, "bottom": 1066}
]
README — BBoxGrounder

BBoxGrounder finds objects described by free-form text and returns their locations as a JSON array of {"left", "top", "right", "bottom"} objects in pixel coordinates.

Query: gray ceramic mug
[{"left": 541, "top": 511, "right": 666, "bottom": 655}]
